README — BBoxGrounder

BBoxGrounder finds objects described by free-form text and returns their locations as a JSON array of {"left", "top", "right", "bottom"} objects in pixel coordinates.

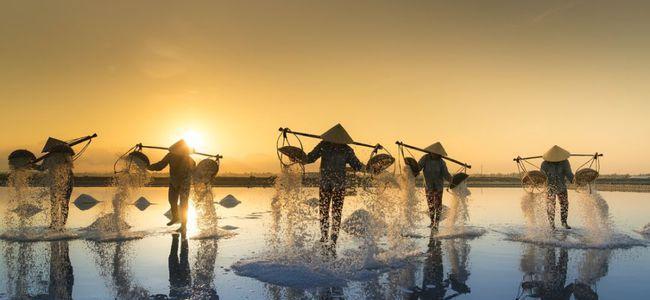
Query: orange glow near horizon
[{"left": 1, "top": 2, "right": 650, "bottom": 174}]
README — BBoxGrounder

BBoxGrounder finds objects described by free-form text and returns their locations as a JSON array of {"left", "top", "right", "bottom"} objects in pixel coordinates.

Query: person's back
[
  {"left": 419, "top": 153, "right": 452, "bottom": 192},
  {"left": 167, "top": 154, "right": 196, "bottom": 187},
  {"left": 306, "top": 141, "right": 363, "bottom": 188},
  {"left": 541, "top": 160, "right": 573, "bottom": 194}
]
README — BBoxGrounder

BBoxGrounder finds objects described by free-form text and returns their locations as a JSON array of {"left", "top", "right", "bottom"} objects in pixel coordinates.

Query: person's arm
[
  {"left": 564, "top": 160, "right": 575, "bottom": 183},
  {"left": 441, "top": 160, "right": 452, "bottom": 182},
  {"left": 148, "top": 153, "right": 171, "bottom": 171},
  {"left": 540, "top": 161, "right": 549, "bottom": 175},
  {"left": 304, "top": 141, "right": 324, "bottom": 164},
  {"left": 346, "top": 146, "right": 365, "bottom": 172}
]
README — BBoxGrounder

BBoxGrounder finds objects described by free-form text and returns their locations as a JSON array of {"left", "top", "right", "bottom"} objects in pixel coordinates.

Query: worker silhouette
[
  {"left": 148, "top": 140, "right": 196, "bottom": 233},
  {"left": 304, "top": 124, "right": 364, "bottom": 253},
  {"left": 417, "top": 142, "right": 452, "bottom": 230},
  {"left": 540, "top": 146, "right": 574, "bottom": 230},
  {"left": 38, "top": 139, "right": 76, "bottom": 230}
]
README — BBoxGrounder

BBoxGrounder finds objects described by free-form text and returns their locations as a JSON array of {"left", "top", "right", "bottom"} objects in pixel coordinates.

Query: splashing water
[
  {"left": 638, "top": 223, "right": 650, "bottom": 236},
  {"left": 577, "top": 249, "right": 611, "bottom": 285},
  {"left": 576, "top": 188, "right": 613, "bottom": 244},
  {"left": 5, "top": 169, "right": 45, "bottom": 229},
  {"left": 191, "top": 181, "right": 222, "bottom": 239},
  {"left": 445, "top": 238, "right": 471, "bottom": 291},
  {"left": 41, "top": 153, "right": 76, "bottom": 230},
  {"left": 397, "top": 167, "right": 423, "bottom": 235},
  {"left": 267, "top": 164, "right": 315, "bottom": 256},
  {"left": 2, "top": 242, "right": 49, "bottom": 298},
  {"left": 355, "top": 171, "right": 420, "bottom": 267},
  {"left": 85, "top": 160, "right": 151, "bottom": 236},
  {"left": 443, "top": 182, "right": 471, "bottom": 229},
  {"left": 520, "top": 191, "right": 550, "bottom": 238},
  {"left": 85, "top": 241, "right": 150, "bottom": 299},
  {"left": 191, "top": 239, "right": 220, "bottom": 298}
]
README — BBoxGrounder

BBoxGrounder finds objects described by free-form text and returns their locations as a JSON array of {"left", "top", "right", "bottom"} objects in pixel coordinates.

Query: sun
[{"left": 182, "top": 130, "right": 204, "bottom": 150}]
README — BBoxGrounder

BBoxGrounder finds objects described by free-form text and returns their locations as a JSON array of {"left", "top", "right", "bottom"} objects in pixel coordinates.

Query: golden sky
[{"left": 1, "top": 1, "right": 649, "bottom": 174}]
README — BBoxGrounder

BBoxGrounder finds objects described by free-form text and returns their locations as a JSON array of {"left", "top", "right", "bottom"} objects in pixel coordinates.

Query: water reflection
[
  {"left": 169, "top": 235, "right": 191, "bottom": 298},
  {"left": 0, "top": 187, "right": 648, "bottom": 299},
  {"left": 417, "top": 237, "right": 471, "bottom": 299},
  {"left": 2, "top": 240, "right": 71, "bottom": 299},
  {"left": 42, "top": 241, "right": 74, "bottom": 299},
  {"left": 517, "top": 245, "right": 608, "bottom": 300},
  {"left": 391, "top": 233, "right": 473, "bottom": 300},
  {"left": 191, "top": 238, "right": 220, "bottom": 299},
  {"left": 86, "top": 240, "right": 150, "bottom": 299},
  {"left": 152, "top": 234, "right": 220, "bottom": 299}
]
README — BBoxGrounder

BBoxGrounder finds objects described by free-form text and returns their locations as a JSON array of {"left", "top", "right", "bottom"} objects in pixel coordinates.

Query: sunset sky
[{"left": 2, "top": 1, "right": 649, "bottom": 174}]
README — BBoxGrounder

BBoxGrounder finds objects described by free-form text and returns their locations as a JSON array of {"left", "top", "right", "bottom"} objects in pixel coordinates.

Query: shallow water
[{"left": 0, "top": 187, "right": 649, "bottom": 299}]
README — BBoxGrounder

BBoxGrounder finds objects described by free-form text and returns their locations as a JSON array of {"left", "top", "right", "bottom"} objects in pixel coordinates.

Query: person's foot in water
[
  {"left": 167, "top": 217, "right": 179, "bottom": 226},
  {"left": 562, "top": 222, "right": 572, "bottom": 230}
]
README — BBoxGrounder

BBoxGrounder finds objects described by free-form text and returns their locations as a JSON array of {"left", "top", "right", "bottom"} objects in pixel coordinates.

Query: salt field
[{"left": 1, "top": 186, "right": 649, "bottom": 299}]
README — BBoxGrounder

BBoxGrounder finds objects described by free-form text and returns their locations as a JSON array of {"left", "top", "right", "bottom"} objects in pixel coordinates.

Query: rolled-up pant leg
[
  {"left": 329, "top": 188, "right": 345, "bottom": 244},
  {"left": 319, "top": 187, "right": 332, "bottom": 242},
  {"left": 558, "top": 191, "right": 569, "bottom": 224}
]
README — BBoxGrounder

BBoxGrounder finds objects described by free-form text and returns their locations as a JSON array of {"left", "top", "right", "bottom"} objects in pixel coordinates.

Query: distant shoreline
[{"left": 1, "top": 173, "right": 649, "bottom": 192}]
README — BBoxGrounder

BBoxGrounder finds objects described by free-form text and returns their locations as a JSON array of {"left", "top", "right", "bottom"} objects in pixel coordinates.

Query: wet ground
[{"left": 1, "top": 187, "right": 649, "bottom": 299}]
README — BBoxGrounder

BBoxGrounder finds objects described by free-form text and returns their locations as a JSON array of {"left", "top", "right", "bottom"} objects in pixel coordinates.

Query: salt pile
[
  {"left": 218, "top": 194, "right": 241, "bottom": 208},
  {"left": 342, "top": 209, "right": 375, "bottom": 236},
  {"left": 11, "top": 204, "right": 43, "bottom": 218},
  {"left": 133, "top": 197, "right": 151, "bottom": 211},
  {"left": 74, "top": 194, "right": 100, "bottom": 211}
]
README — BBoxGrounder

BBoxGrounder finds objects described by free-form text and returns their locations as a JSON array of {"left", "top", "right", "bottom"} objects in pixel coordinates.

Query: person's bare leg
[
  {"left": 167, "top": 186, "right": 180, "bottom": 226},
  {"left": 178, "top": 184, "right": 190, "bottom": 233}
]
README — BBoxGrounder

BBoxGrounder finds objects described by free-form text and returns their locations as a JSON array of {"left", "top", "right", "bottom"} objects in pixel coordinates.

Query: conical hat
[
  {"left": 424, "top": 142, "right": 447, "bottom": 156},
  {"left": 169, "top": 139, "right": 191, "bottom": 155},
  {"left": 41, "top": 137, "right": 67, "bottom": 153},
  {"left": 321, "top": 124, "right": 353, "bottom": 144},
  {"left": 543, "top": 145, "right": 570, "bottom": 162}
]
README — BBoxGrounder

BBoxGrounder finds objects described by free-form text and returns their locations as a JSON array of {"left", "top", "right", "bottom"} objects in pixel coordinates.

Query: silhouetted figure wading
[
  {"left": 148, "top": 140, "right": 195, "bottom": 233},
  {"left": 304, "top": 124, "right": 364, "bottom": 251},
  {"left": 541, "top": 145, "right": 574, "bottom": 230}
]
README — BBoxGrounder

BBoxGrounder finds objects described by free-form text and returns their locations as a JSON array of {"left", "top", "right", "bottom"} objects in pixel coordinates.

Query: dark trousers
[
  {"left": 319, "top": 186, "right": 345, "bottom": 244},
  {"left": 546, "top": 191, "right": 569, "bottom": 226},
  {"left": 426, "top": 189, "right": 444, "bottom": 226},
  {"left": 169, "top": 183, "right": 190, "bottom": 226},
  {"left": 50, "top": 179, "right": 73, "bottom": 229}
]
